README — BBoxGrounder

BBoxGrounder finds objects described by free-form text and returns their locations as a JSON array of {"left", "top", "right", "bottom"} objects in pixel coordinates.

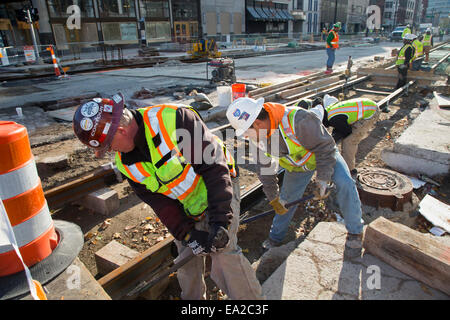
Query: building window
[
  {"left": 146, "top": 21, "right": 171, "bottom": 42},
  {"left": 140, "top": 1, "right": 169, "bottom": 19},
  {"left": 102, "top": 22, "right": 137, "bottom": 41},
  {"left": 172, "top": 0, "right": 198, "bottom": 20},
  {"left": 385, "top": 2, "right": 393, "bottom": 9},
  {"left": 307, "top": 12, "right": 312, "bottom": 33},
  {"left": 308, "top": 0, "right": 312, "bottom": 11},
  {"left": 384, "top": 12, "right": 392, "bottom": 19},
  {"left": 98, "top": 0, "right": 136, "bottom": 18},
  {"left": 297, "top": 0, "right": 303, "bottom": 10},
  {"left": 47, "top": 0, "right": 95, "bottom": 18},
  {"left": 314, "top": 0, "right": 318, "bottom": 11}
]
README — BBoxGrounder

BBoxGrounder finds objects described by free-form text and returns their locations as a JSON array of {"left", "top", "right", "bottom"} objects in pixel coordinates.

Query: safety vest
[
  {"left": 412, "top": 39, "right": 423, "bottom": 60},
  {"left": 115, "top": 105, "right": 237, "bottom": 220},
  {"left": 266, "top": 107, "right": 316, "bottom": 173},
  {"left": 396, "top": 43, "right": 413, "bottom": 65},
  {"left": 402, "top": 28, "right": 411, "bottom": 38},
  {"left": 326, "top": 99, "right": 378, "bottom": 124},
  {"left": 423, "top": 34, "right": 432, "bottom": 46},
  {"left": 326, "top": 30, "right": 339, "bottom": 49}
]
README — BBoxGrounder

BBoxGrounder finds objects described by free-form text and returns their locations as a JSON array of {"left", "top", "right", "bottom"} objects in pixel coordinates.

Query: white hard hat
[
  {"left": 309, "top": 104, "right": 325, "bottom": 122},
  {"left": 323, "top": 94, "right": 339, "bottom": 108},
  {"left": 226, "top": 97, "right": 264, "bottom": 136},
  {"left": 403, "top": 33, "right": 416, "bottom": 40},
  {"left": 426, "top": 28, "right": 431, "bottom": 32}
]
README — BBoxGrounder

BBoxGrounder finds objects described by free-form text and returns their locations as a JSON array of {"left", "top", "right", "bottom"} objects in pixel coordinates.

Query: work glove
[
  {"left": 314, "top": 180, "right": 332, "bottom": 200},
  {"left": 269, "top": 197, "right": 288, "bottom": 215},
  {"left": 207, "top": 223, "right": 230, "bottom": 253},
  {"left": 182, "top": 229, "right": 210, "bottom": 256}
]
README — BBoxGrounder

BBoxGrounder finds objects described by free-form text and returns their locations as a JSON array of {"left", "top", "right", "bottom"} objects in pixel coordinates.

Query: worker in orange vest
[{"left": 325, "top": 22, "right": 341, "bottom": 74}]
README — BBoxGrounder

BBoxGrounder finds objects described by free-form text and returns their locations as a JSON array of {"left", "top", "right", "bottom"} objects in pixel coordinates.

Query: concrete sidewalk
[{"left": 262, "top": 222, "right": 449, "bottom": 300}]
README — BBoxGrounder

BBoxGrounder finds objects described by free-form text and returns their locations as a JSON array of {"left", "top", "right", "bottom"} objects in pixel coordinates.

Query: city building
[
  {"left": 425, "top": 0, "right": 449, "bottom": 26},
  {"left": 245, "top": 0, "right": 295, "bottom": 35},
  {"left": 320, "top": 0, "right": 348, "bottom": 32},
  {"left": 346, "top": 0, "right": 369, "bottom": 33}
]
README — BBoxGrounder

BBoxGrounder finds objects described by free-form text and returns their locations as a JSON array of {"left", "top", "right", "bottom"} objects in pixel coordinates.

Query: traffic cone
[{"left": 46, "top": 46, "right": 61, "bottom": 78}]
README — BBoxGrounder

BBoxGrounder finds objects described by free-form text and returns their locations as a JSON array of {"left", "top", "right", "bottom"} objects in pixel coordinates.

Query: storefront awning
[
  {"left": 254, "top": 7, "right": 270, "bottom": 21},
  {"left": 262, "top": 7, "right": 276, "bottom": 21},
  {"left": 268, "top": 8, "right": 284, "bottom": 20},
  {"left": 281, "top": 10, "right": 294, "bottom": 20},
  {"left": 246, "top": 7, "right": 262, "bottom": 21}
]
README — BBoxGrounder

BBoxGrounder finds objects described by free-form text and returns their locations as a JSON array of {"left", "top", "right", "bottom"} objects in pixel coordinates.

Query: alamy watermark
[
  {"left": 66, "top": 5, "right": 81, "bottom": 30},
  {"left": 66, "top": 265, "right": 81, "bottom": 290}
]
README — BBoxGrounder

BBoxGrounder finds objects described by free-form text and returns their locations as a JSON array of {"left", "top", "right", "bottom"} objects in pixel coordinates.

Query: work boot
[
  {"left": 350, "top": 168, "right": 358, "bottom": 177},
  {"left": 381, "top": 106, "right": 390, "bottom": 113},
  {"left": 324, "top": 67, "right": 333, "bottom": 75},
  {"left": 262, "top": 238, "right": 281, "bottom": 250},
  {"left": 345, "top": 233, "right": 363, "bottom": 249}
]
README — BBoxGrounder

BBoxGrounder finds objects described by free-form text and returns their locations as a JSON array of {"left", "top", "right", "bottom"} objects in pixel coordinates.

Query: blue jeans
[
  {"left": 268, "top": 150, "right": 364, "bottom": 243},
  {"left": 326, "top": 48, "right": 336, "bottom": 68},
  {"left": 412, "top": 59, "right": 422, "bottom": 71}
]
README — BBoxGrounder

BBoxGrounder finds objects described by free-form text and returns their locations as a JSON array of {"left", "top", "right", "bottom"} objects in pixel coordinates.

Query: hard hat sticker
[
  {"left": 93, "top": 98, "right": 102, "bottom": 103},
  {"left": 80, "top": 118, "right": 94, "bottom": 131},
  {"left": 112, "top": 94, "right": 122, "bottom": 104},
  {"left": 81, "top": 101, "right": 100, "bottom": 118},
  {"left": 233, "top": 108, "right": 250, "bottom": 121},
  {"left": 89, "top": 140, "right": 100, "bottom": 147},
  {"left": 104, "top": 104, "right": 113, "bottom": 113}
]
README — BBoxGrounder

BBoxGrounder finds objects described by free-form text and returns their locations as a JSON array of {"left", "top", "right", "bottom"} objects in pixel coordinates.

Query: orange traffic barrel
[
  {"left": 0, "top": 121, "right": 58, "bottom": 276},
  {"left": 232, "top": 83, "right": 246, "bottom": 100}
]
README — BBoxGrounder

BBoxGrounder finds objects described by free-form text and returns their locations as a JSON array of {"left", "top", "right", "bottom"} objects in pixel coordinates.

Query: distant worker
[
  {"left": 325, "top": 22, "right": 341, "bottom": 74},
  {"left": 322, "top": 27, "right": 328, "bottom": 41},
  {"left": 297, "top": 95, "right": 379, "bottom": 175},
  {"left": 395, "top": 33, "right": 415, "bottom": 89},
  {"left": 402, "top": 24, "right": 411, "bottom": 38},
  {"left": 411, "top": 34, "right": 424, "bottom": 71},
  {"left": 72, "top": 93, "right": 264, "bottom": 300},
  {"left": 422, "top": 28, "right": 433, "bottom": 63},
  {"left": 439, "top": 29, "right": 444, "bottom": 41},
  {"left": 226, "top": 97, "right": 365, "bottom": 250}
]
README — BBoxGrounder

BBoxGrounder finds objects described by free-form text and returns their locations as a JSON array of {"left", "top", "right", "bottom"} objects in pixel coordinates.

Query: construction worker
[
  {"left": 411, "top": 34, "right": 424, "bottom": 71},
  {"left": 325, "top": 22, "right": 341, "bottom": 74},
  {"left": 226, "top": 97, "right": 365, "bottom": 250},
  {"left": 395, "top": 33, "right": 415, "bottom": 89},
  {"left": 72, "top": 93, "right": 264, "bottom": 300},
  {"left": 402, "top": 24, "right": 411, "bottom": 39},
  {"left": 298, "top": 95, "right": 379, "bottom": 175},
  {"left": 321, "top": 27, "right": 328, "bottom": 41},
  {"left": 423, "top": 28, "right": 433, "bottom": 63}
]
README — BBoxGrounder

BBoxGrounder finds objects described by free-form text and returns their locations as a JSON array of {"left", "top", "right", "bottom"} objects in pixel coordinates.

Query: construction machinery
[
  {"left": 188, "top": 38, "right": 221, "bottom": 59},
  {"left": 207, "top": 57, "right": 236, "bottom": 83}
]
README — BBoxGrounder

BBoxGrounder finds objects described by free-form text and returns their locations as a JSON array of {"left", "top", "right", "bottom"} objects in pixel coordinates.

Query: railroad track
[{"left": 40, "top": 42, "right": 449, "bottom": 299}]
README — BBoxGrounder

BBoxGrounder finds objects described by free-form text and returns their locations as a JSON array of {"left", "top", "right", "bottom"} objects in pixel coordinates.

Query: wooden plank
[
  {"left": 363, "top": 217, "right": 450, "bottom": 296},
  {"left": 248, "top": 71, "right": 323, "bottom": 97},
  {"left": 285, "top": 79, "right": 348, "bottom": 101},
  {"left": 357, "top": 67, "right": 444, "bottom": 81},
  {"left": 98, "top": 236, "right": 175, "bottom": 300},
  {"left": 279, "top": 75, "right": 342, "bottom": 99}
]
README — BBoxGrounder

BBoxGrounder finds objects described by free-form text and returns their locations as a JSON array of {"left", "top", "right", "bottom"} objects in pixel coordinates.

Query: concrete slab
[
  {"left": 20, "top": 257, "right": 111, "bottom": 300},
  {"left": 382, "top": 106, "right": 450, "bottom": 176},
  {"left": 262, "top": 222, "right": 449, "bottom": 300},
  {"left": 95, "top": 240, "right": 140, "bottom": 276}
]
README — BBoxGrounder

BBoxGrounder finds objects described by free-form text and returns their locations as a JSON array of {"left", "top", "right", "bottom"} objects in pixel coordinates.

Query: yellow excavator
[{"left": 188, "top": 38, "right": 221, "bottom": 59}]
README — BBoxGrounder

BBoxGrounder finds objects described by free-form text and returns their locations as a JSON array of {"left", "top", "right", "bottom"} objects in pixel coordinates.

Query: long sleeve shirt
[
  {"left": 255, "top": 108, "right": 337, "bottom": 201},
  {"left": 120, "top": 108, "right": 234, "bottom": 241},
  {"left": 322, "top": 108, "right": 352, "bottom": 142}
]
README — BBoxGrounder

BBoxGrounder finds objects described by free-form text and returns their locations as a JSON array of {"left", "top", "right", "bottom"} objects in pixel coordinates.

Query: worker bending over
[
  {"left": 72, "top": 93, "right": 264, "bottom": 300},
  {"left": 296, "top": 95, "right": 379, "bottom": 176},
  {"left": 226, "top": 97, "right": 365, "bottom": 251},
  {"left": 411, "top": 34, "right": 424, "bottom": 71}
]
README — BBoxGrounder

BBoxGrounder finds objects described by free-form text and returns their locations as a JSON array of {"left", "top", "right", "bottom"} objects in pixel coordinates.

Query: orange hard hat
[{"left": 72, "top": 92, "right": 124, "bottom": 158}]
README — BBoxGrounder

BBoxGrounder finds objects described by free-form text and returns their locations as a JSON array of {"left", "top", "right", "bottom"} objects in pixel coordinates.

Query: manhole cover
[{"left": 356, "top": 167, "right": 413, "bottom": 211}]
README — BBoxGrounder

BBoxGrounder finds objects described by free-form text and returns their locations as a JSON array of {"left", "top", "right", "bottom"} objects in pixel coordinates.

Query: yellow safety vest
[{"left": 115, "top": 105, "right": 236, "bottom": 219}]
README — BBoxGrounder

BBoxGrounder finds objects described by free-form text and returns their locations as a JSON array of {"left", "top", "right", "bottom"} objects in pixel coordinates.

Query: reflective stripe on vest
[
  {"left": 326, "top": 30, "right": 339, "bottom": 48},
  {"left": 326, "top": 99, "right": 377, "bottom": 124},
  {"left": 267, "top": 107, "right": 316, "bottom": 172},
  {"left": 396, "top": 44, "right": 412, "bottom": 65},
  {"left": 423, "top": 34, "right": 432, "bottom": 46}
]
